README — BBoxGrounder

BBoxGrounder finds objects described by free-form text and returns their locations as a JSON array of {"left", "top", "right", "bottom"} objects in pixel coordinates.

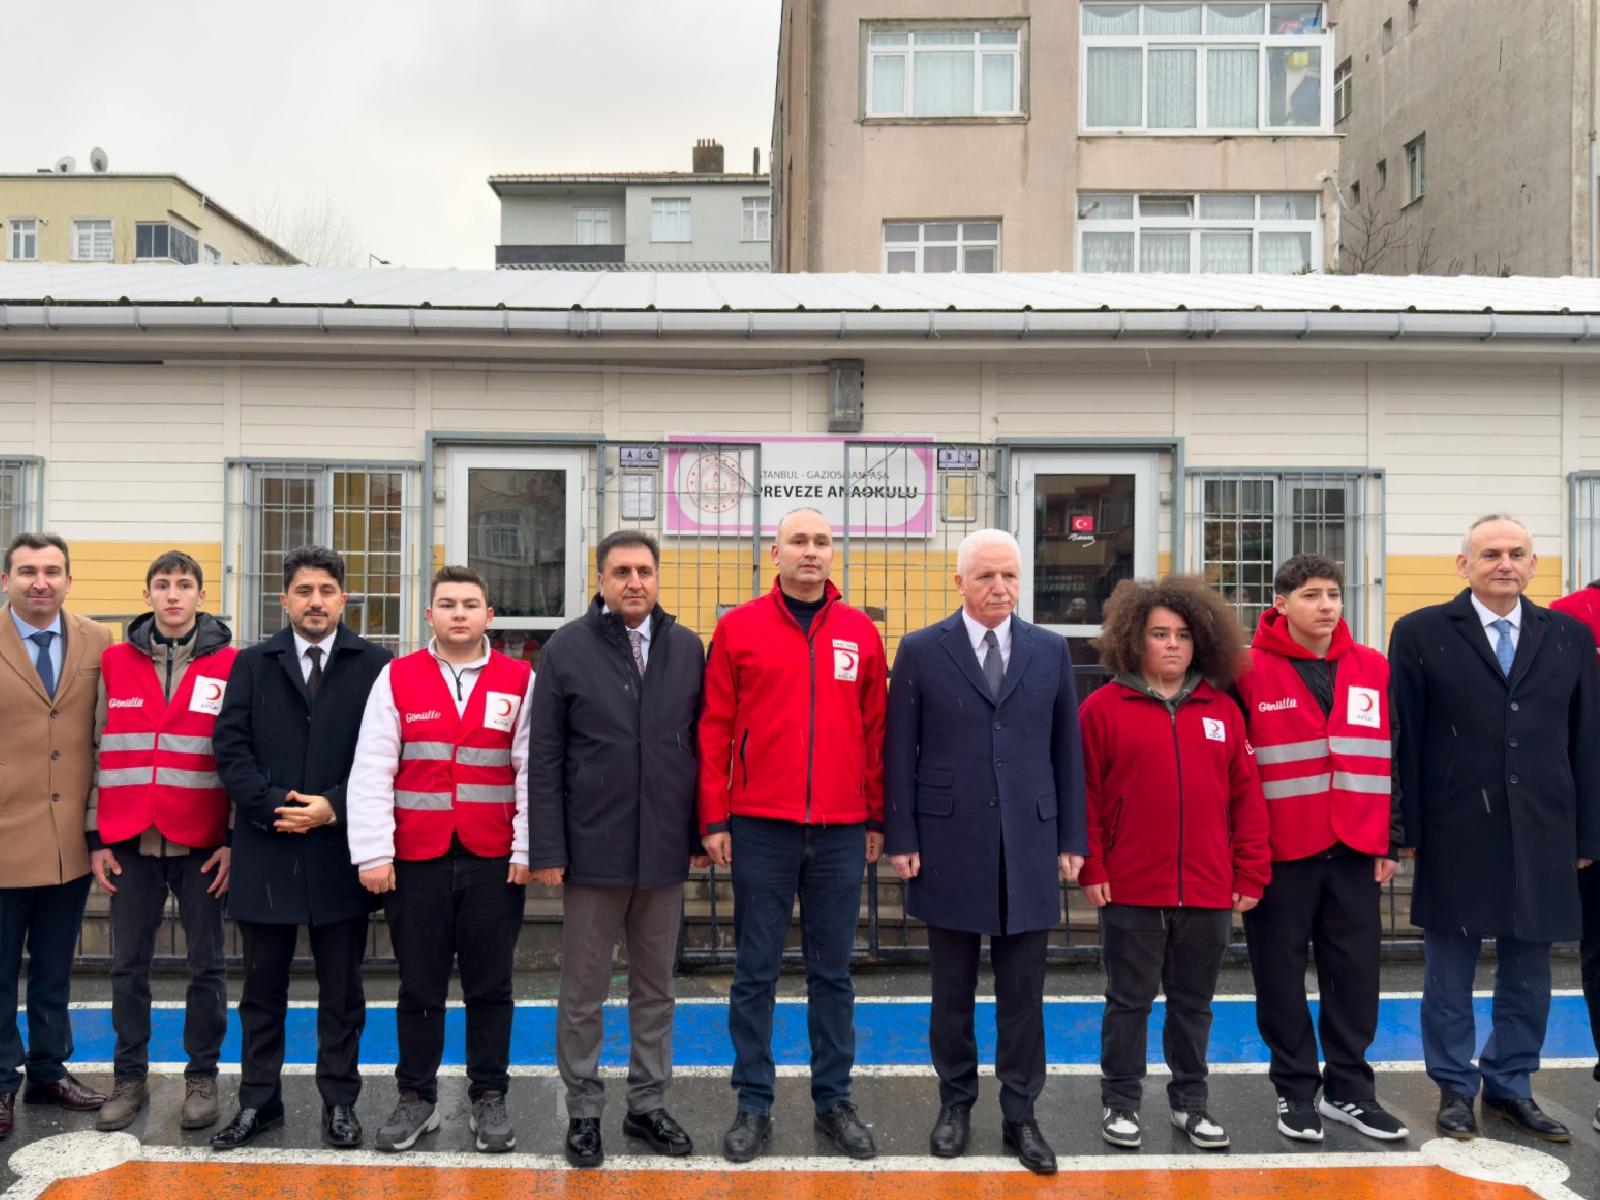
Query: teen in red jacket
[
  {"left": 1234, "top": 554, "right": 1406, "bottom": 1144},
  {"left": 1078, "top": 576, "right": 1269, "bottom": 1154},
  {"left": 698, "top": 508, "right": 886, "bottom": 1164}
]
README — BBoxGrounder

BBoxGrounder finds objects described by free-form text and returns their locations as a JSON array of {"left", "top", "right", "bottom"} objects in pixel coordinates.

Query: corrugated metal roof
[{"left": 4, "top": 263, "right": 1600, "bottom": 315}]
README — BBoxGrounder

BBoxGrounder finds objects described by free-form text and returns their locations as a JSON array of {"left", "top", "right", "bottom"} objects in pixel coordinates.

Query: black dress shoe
[
  {"left": 929, "top": 1104, "right": 971, "bottom": 1158},
  {"left": 1483, "top": 1095, "right": 1571, "bottom": 1142},
  {"left": 22, "top": 1073, "right": 106, "bottom": 1111},
  {"left": 622, "top": 1108, "right": 693, "bottom": 1156},
  {"left": 815, "top": 1100, "right": 876, "bottom": 1159},
  {"left": 1435, "top": 1091, "right": 1479, "bottom": 1139},
  {"left": 1002, "top": 1118, "right": 1058, "bottom": 1175},
  {"left": 211, "top": 1106, "right": 285, "bottom": 1150},
  {"left": 323, "top": 1103, "right": 363, "bottom": 1148},
  {"left": 0, "top": 1092, "right": 13, "bottom": 1140},
  {"left": 722, "top": 1110, "right": 772, "bottom": 1163},
  {"left": 566, "top": 1117, "right": 604, "bottom": 1168}
]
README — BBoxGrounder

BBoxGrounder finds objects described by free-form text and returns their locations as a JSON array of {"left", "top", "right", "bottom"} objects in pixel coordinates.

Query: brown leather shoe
[
  {"left": 23, "top": 1073, "right": 107, "bottom": 1111},
  {"left": 0, "top": 1091, "right": 14, "bottom": 1139}
]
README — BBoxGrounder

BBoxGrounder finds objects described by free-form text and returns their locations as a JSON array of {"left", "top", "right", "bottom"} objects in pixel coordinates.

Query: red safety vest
[
  {"left": 1235, "top": 611, "right": 1392, "bottom": 860},
  {"left": 96, "top": 641, "right": 238, "bottom": 848},
  {"left": 390, "top": 648, "right": 530, "bottom": 861}
]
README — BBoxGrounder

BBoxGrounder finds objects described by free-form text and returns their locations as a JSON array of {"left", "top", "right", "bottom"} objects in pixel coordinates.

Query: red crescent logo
[
  {"left": 1356, "top": 693, "right": 1374, "bottom": 713},
  {"left": 203, "top": 681, "right": 222, "bottom": 701},
  {"left": 840, "top": 650, "right": 859, "bottom": 671},
  {"left": 497, "top": 698, "right": 514, "bottom": 716}
]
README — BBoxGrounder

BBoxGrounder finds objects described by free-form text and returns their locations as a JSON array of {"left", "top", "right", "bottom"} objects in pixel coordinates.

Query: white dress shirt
[
  {"left": 961, "top": 608, "right": 1012, "bottom": 672},
  {"left": 345, "top": 639, "right": 535, "bottom": 871},
  {"left": 292, "top": 629, "right": 335, "bottom": 681},
  {"left": 1470, "top": 592, "right": 1522, "bottom": 654},
  {"left": 605, "top": 605, "right": 652, "bottom": 668},
  {"left": 11, "top": 607, "right": 64, "bottom": 685}
]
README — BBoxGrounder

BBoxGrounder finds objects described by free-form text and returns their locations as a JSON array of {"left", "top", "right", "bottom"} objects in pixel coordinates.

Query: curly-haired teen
[{"left": 1077, "top": 576, "right": 1270, "bottom": 1152}]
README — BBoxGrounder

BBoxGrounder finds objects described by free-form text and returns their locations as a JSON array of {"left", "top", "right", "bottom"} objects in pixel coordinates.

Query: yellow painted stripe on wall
[
  {"left": 58, "top": 541, "right": 224, "bottom": 641},
  {"left": 1384, "top": 554, "right": 1563, "bottom": 635}
]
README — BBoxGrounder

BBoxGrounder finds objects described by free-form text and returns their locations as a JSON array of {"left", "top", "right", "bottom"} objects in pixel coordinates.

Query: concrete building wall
[
  {"left": 1334, "top": 0, "right": 1590, "bottom": 276},
  {"left": 0, "top": 177, "right": 295, "bottom": 265},
  {"left": 498, "top": 190, "right": 626, "bottom": 245},
  {"left": 776, "top": 0, "right": 1341, "bottom": 272},
  {"left": 622, "top": 183, "right": 772, "bottom": 265},
  {"left": 3, "top": 343, "right": 1597, "bottom": 641}
]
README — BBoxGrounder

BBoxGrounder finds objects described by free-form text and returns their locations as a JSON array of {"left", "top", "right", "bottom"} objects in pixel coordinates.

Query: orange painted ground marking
[{"left": 38, "top": 1162, "right": 1542, "bottom": 1200}]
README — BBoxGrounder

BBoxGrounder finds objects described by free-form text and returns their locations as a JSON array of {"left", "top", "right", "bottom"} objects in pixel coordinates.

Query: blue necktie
[
  {"left": 29, "top": 629, "right": 56, "bottom": 696},
  {"left": 1491, "top": 618, "right": 1514, "bottom": 677}
]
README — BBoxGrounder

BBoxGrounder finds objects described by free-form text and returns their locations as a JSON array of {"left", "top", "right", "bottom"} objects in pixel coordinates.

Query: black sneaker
[
  {"left": 815, "top": 1100, "right": 876, "bottom": 1159},
  {"left": 1319, "top": 1096, "right": 1408, "bottom": 1141},
  {"left": 1101, "top": 1107, "right": 1141, "bottom": 1148},
  {"left": 1276, "top": 1096, "right": 1324, "bottom": 1142},
  {"left": 1171, "top": 1108, "right": 1229, "bottom": 1150}
]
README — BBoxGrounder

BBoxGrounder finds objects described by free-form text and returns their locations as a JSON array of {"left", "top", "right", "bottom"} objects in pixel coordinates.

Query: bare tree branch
[
  {"left": 247, "top": 191, "right": 366, "bottom": 266},
  {"left": 1337, "top": 199, "right": 1401, "bottom": 274}
]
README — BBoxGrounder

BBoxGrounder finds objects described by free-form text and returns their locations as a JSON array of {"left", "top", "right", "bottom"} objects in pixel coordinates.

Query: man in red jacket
[
  {"left": 89, "top": 550, "right": 235, "bottom": 1133},
  {"left": 1234, "top": 554, "right": 1407, "bottom": 1143},
  {"left": 699, "top": 507, "right": 887, "bottom": 1164},
  {"left": 1551, "top": 578, "right": 1600, "bottom": 1135}
]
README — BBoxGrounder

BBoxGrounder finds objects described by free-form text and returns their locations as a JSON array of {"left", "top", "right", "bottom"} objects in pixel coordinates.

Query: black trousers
[
  {"left": 108, "top": 844, "right": 227, "bottom": 1079},
  {"left": 1580, "top": 857, "right": 1600, "bottom": 1080},
  {"left": 0, "top": 874, "right": 91, "bottom": 1094},
  {"left": 1243, "top": 848, "right": 1381, "bottom": 1102},
  {"left": 1099, "top": 903, "right": 1230, "bottom": 1112},
  {"left": 237, "top": 915, "right": 368, "bottom": 1111},
  {"left": 927, "top": 923, "right": 1048, "bottom": 1122},
  {"left": 384, "top": 849, "right": 524, "bottom": 1102}
]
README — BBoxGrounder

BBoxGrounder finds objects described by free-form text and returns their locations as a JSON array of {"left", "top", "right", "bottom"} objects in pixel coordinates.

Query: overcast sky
[{"left": 5, "top": 1, "right": 782, "bottom": 268}]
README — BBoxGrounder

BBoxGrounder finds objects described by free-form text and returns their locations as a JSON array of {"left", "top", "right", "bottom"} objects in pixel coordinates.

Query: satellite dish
[
  {"left": 54, "top": 156, "right": 76, "bottom": 174},
  {"left": 89, "top": 148, "right": 108, "bottom": 173}
]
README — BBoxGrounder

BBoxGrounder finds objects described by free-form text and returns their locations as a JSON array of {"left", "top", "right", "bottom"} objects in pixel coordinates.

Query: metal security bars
[
  {"left": 225, "top": 459, "right": 424, "bottom": 654},
  {"left": 1569, "top": 473, "right": 1600, "bottom": 592},
  {"left": 1186, "top": 469, "right": 1385, "bottom": 643}
]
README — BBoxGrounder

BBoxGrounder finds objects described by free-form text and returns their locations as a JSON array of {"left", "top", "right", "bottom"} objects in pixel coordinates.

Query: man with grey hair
[
  {"left": 884, "top": 527, "right": 1086, "bottom": 1174},
  {"left": 1390, "top": 514, "right": 1600, "bottom": 1142}
]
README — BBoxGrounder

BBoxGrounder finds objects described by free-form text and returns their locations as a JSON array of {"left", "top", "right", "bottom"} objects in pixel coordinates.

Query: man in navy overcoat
[{"left": 884, "top": 528, "right": 1086, "bottom": 1175}]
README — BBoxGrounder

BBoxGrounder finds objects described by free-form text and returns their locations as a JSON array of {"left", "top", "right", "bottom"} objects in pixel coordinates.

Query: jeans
[{"left": 728, "top": 815, "right": 864, "bottom": 1116}]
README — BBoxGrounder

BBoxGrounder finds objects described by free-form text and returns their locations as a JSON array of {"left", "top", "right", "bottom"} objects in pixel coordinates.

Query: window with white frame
[
  {"left": 865, "top": 25, "right": 1024, "bottom": 118},
  {"left": 236, "top": 461, "right": 419, "bottom": 652},
  {"left": 1077, "top": 192, "right": 1319, "bottom": 273},
  {"left": 1191, "top": 470, "right": 1378, "bottom": 638},
  {"left": 1333, "top": 58, "right": 1351, "bottom": 122},
  {"left": 884, "top": 220, "right": 999, "bottom": 273},
  {"left": 0, "top": 459, "right": 38, "bottom": 546},
  {"left": 650, "top": 198, "right": 692, "bottom": 242},
  {"left": 1081, "top": 2, "right": 1329, "bottom": 133},
  {"left": 203, "top": 244, "right": 222, "bottom": 265},
  {"left": 742, "top": 196, "right": 771, "bottom": 242},
  {"left": 72, "top": 219, "right": 112, "bottom": 261},
  {"left": 1406, "top": 134, "right": 1425, "bottom": 202},
  {"left": 8, "top": 220, "right": 38, "bottom": 261},
  {"left": 573, "top": 207, "right": 611, "bottom": 245},
  {"left": 135, "top": 221, "right": 199, "bottom": 265}
]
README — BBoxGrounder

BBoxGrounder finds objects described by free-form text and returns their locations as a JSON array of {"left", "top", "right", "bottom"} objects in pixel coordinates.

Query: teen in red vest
[
  {"left": 1233, "top": 554, "right": 1406, "bottom": 1144},
  {"left": 346, "top": 565, "right": 533, "bottom": 1155},
  {"left": 88, "top": 549, "right": 236, "bottom": 1133},
  {"left": 1078, "top": 576, "right": 1270, "bottom": 1154}
]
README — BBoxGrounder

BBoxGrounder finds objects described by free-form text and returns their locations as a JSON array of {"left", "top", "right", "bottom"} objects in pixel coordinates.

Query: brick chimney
[{"left": 692, "top": 138, "right": 724, "bottom": 174}]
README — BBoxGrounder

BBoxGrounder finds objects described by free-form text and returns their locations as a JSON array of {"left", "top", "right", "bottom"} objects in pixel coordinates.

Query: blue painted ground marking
[{"left": 34, "top": 994, "right": 1597, "bottom": 1067}]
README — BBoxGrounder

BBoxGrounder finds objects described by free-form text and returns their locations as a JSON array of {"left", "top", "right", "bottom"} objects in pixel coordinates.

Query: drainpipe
[{"left": 1590, "top": 0, "right": 1598, "bottom": 275}]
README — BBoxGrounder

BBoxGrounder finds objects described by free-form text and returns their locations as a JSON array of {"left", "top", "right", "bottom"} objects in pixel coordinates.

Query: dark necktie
[
  {"left": 306, "top": 644, "right": 324, "bottom": 697},
  {"left": 982, "top": 628, "right": 1002, "bottom": 699},
  {"left": 29, "top": 630, "right": 56, "bottom": 697}
]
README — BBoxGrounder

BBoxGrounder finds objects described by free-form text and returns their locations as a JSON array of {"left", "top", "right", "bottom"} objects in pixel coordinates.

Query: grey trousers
[{"left": 557, "top": 881, "right": 684, "bottom": 1118}]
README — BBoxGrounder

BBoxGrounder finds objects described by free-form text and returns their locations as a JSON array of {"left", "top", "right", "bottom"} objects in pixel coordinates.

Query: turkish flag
[{"left": 1071, "top": 514, "right": 1095, "bottom": 533}]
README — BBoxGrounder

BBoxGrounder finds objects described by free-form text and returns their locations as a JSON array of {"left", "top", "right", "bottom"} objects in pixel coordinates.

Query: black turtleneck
[{"left": 782, "top": 590, "right": 827, "bottom": 634}]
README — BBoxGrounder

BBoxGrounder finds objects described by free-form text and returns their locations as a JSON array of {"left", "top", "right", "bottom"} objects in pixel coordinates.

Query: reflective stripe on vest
[
  {"left": 458, "top": 783, "right": 514, "bottom": 803},
  {"left": 1332, "top": 770, "right": 1391, "bottom": 794},
  {"left": 1261, "top": 773, "right": 1333, "bottom": 800},
  {"left": 98, "top": 766, "right": 153, "bottom": 788},
  {"left": 401, "top": 741, "right": 453, "bottom": 761},
  {"left": 458, "top": 747, "right": 511, "bottom": 767},
  {"left": 396, "top": 790, "right": 453, "bottom": 811},
  {"left": 100, "top": 732, "right": 156, "bottom": 752},
  {"left": 1328, "top": 736, "right": 1391, "bottom": 759},
  {"left": 1253, "top": 737, "right": 1328, "bottom": 765},
  {"left": 155, "top": 768, "right": 222, "bottom": 789},
  {"left": 158, "top": 733, "right": 214, "bottom": 755}
]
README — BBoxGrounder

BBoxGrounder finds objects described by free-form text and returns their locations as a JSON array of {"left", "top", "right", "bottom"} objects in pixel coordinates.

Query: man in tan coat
[{"left": 0, "top": 533, "right": 113, "bottom": 1139}]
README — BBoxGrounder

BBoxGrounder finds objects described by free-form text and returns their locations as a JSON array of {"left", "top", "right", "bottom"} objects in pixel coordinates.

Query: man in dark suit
[
  {"left": 1391, "top": 514, "right": 1600, "bottom": 1143},
  {"left": 210, "top": 545, "right": 391, "bottom": 1150},
  {"left": 883, "top": 528, "right": 1087, "bottom": 1175}
]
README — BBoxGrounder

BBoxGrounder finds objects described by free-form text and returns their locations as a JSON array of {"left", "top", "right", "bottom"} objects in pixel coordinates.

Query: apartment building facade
[
  {"left": 491, "top": 140, "right": 771, "bottom": 271},
  {"left": 1, "top": 173, "right": 297, "bottom": 267},
  {"left": 773, "top": 0, "right": 1341, "bottom": 275},
  {"left": 1332, "top": 0, "right": 1600, "bottom": 276}
]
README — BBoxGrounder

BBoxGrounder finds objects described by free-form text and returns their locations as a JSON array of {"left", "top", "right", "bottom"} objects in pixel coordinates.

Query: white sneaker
[
  {"left": 1171, "top": 1108, "right": 1229, "bottom": 1150},
  {"left": 1101, "top": 1107, "right": 1141, "bottom": 1148}
]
